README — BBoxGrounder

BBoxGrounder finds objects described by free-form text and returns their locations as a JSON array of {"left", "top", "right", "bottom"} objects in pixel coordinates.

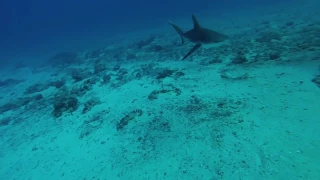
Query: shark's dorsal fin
[{"left": 192, "top": 14, "right": 201, "bottom": 29}]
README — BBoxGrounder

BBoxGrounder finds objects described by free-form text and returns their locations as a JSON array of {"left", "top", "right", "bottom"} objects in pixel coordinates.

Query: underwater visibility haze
[{"left": 0, "top": 0, "right": 319, "bottom": 179}]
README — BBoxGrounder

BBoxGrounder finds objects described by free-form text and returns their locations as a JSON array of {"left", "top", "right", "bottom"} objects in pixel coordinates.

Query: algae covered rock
[{"left": 52, "top": 89, "right": 78, "bottom": 118}]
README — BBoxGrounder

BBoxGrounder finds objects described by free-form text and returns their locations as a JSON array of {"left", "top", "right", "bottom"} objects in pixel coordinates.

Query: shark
[{"left": 169, "top": 14, "right": 229, "bottom": 60}]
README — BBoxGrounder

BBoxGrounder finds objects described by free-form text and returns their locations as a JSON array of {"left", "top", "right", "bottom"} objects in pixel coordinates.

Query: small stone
[
  {"left": 312, "top": 75, "right": 320, "bottom": 87},
  {"left": 269, "top": 52, "right": 280, "bottom": 60}
]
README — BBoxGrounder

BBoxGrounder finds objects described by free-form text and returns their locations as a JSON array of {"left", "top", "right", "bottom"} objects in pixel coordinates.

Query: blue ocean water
[
  {"left": 0, "top": 0, "right": 319, "bottom": 179},
  {"left": 1, "top": 0, "right": 290, "bottom": 67}
]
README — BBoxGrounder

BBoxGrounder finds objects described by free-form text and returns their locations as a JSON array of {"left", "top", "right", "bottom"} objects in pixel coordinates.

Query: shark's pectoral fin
[{"left": 182, "top": 43, "right": 202, "bottom": 60}]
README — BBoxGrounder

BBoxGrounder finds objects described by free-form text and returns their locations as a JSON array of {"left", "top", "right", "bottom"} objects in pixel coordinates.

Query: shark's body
[{"left": 169, "top": 14, "right": 229, "bottom": 60}]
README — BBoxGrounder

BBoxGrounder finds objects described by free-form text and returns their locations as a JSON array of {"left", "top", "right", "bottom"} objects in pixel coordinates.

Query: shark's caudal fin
[
  {"left": 191, "top": 14, "right": 201, "bottom": 29},
  {"left": 168, "top": 21, "right": 185, "bottom": 44}
]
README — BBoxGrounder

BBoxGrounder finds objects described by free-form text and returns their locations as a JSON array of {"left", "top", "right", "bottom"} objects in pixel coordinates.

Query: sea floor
[{"left": 0, "top": 1, "right": 320, "bottom": 180}]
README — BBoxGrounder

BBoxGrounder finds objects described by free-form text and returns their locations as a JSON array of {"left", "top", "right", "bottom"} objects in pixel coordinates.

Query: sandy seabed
[{"left": 0, "top": 1, "right": 320, "bottom": 180}]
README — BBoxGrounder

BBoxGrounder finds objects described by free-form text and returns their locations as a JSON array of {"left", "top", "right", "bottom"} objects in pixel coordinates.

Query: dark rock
[
  {"left": 82, "top": 97, "right": 101, "bottom": 114},
  {"left": 136, "top": 36, "right": 155, "bottom": 48},
  {"left": 269, "top": 52, "right": 281, "bottom": 60},
  {"left": 232, "top": 52, "right": 248, "bottom": 64},
  {"left": 148, "top": 90, "right": 160, "bottom": 100},
  {"left": 102, "top": 74, "right": 111, "bottom": 84},
  {"left": 0, "top": 94, "right": 45, "bottom": 114},
  {"left": 148, "top": 85, "right": 181, "bottom": 100},
  {"left": 52, "top": 90, "right": 78, "bottom": 118},
  {"left": 116, "top": 109, "right": 143, "bottom": 130},
  {"left": 0, "top": 79, "right": 24, "bottom": 88},
  {"left": 156, "top": 69, "right": 175, "bottom": 79},
  {"left": 49, "top": 80, "right": 65, "bottom": 88},
  {"left": 256, "top": 32, "right": 282, "bottom": 43},
  {"left": 126, "top": 53, "right": 137, "bottom": 60},
  {"left": 113, "top": 64, "right": 121, "bottom": 71},
  {"left": 0, "top": 117, "right": 12, "bottom": 126},
  {"left": 151, "top": 45, "right": 164, "bottom": 52},
  {"left": 48, "top": 52, "right": 79, "bottom": 67},
  {"left": 34, "top": 94, "right": 43, "bottom": 101},
  {"left": 312, "top": 75, "right": 320, "bottom": 88},
  {"left": 71, "top": 69, "right": 86, "bottom": 82},
  {"left": 285, "top": 21, "right": 294, "bottom": 27},
  {"left": 0, "top": 103, "right": 17, "bottom": 114},
  {"left": 85, "top": 49, "right": 103, "bottom": 59},
  {"left": 25, "top": 83, "right": 49, "bottom": 94},
  {"left": 174, "top": 71, "right": 185, "bottom": 79},
  {"left": 70, "top": 78, "right": 96, "bottom": 97},
  {"left": 94, "top": 60, "right": 107, "bottom": 74}
]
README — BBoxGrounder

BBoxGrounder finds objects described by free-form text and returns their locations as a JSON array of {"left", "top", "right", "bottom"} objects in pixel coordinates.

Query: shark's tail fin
[{"left": 168, "top": 21, "right": 185, "bottom": 44}]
